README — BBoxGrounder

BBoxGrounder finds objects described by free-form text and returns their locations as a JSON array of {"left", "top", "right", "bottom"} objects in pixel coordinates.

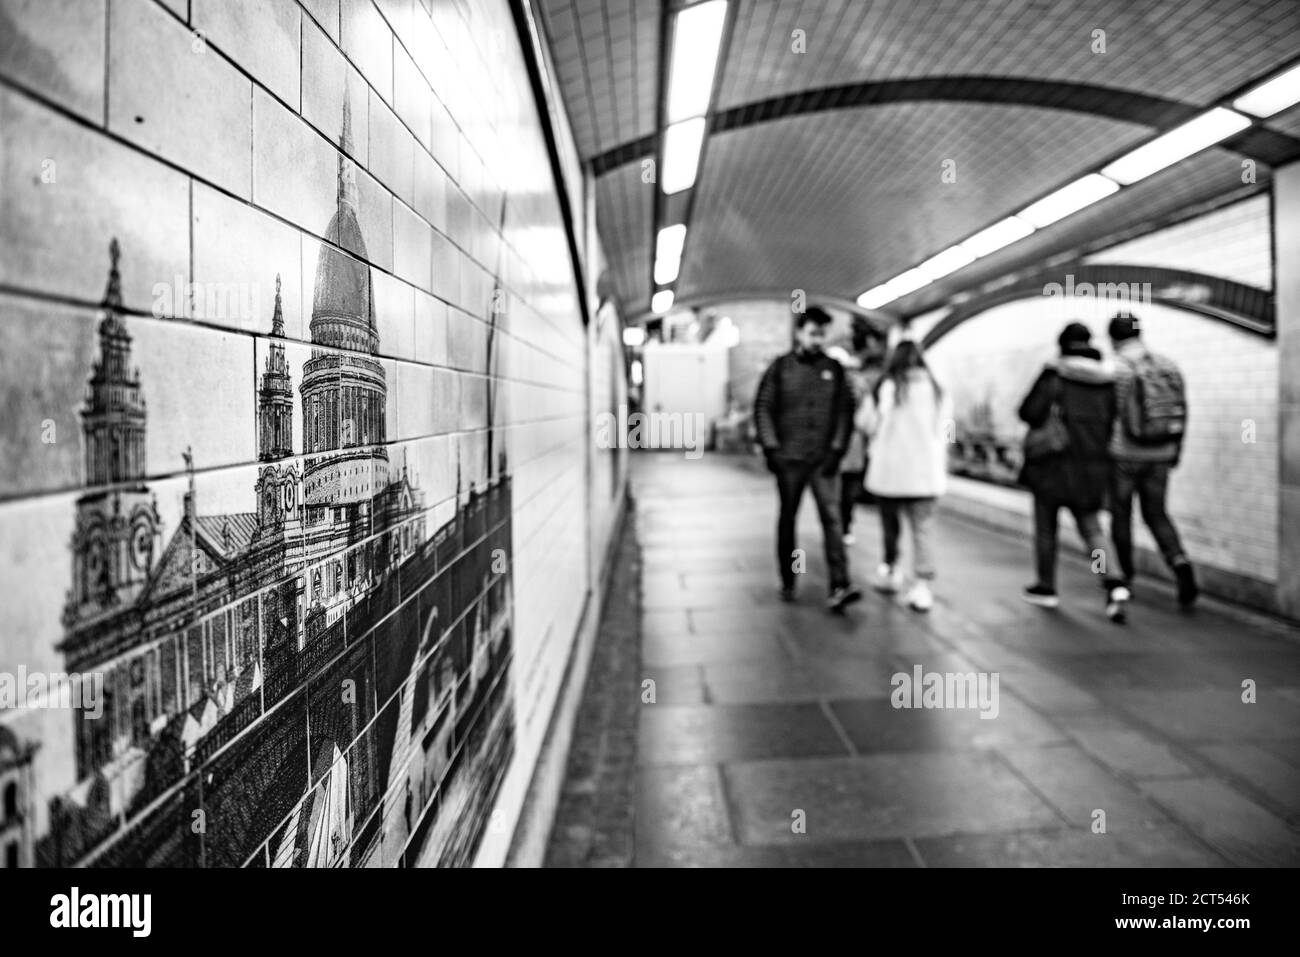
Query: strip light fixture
[
  {"left": 1233, "top": 62, "right": 1300, "bottom": 119},
  {"left": 654, "top": 224, "right": 688, "bottom": 284},
  {"left": 651, "top": 1, "right": 729, "bottom": 316},
  {"left": 1101, "top": 107, "right": 1251, "bottom": 185},
  {"left": 857, "top": 94, "right": 1264, "bottom": 312}
]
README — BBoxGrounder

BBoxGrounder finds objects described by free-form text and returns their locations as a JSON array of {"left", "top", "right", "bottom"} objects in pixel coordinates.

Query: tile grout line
[
  {"left": 819, "top": 698, "right": 858, "bottom": 757},
  {"left": 714, "top": 761, "right": 744, "bottom": 847}
]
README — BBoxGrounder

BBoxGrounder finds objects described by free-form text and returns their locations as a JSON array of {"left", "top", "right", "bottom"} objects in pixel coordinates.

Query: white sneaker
[
  {"left": 906, "top": 582, "right": 934, "bottom": 612},
  {"left": 873, "top": 563, "right": 904, "bottom": 594},
  {"left": 1106, "top": 585, "right": 1131, "bottom": 624}
]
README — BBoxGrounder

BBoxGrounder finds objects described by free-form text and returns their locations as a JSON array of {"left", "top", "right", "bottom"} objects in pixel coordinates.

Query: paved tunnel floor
[{"left": 553, "top": 452, "right": 1300, "bottom": 867}]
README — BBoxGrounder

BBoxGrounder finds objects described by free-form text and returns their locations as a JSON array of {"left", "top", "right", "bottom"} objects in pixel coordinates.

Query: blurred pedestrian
[
  {"left": 1107, "top": 313, "right": 1198, "bottom": 608},
  {"left": 754, "top": 307, "right": 863, "bottom": 612},
  {"left": 856, "top": 338, "right": 951, "bottom": 612},
  {"left": 1018, "top": 322, "right": 1130, "bottom": 622},
  {"left": 829, "top": 321, "right": 885, "bottom": 545}
]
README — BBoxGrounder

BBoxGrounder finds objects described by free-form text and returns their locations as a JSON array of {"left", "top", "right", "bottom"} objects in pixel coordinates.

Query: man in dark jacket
[
  {"left": 754, "top": 307, "right": 861, "bottom": 611},
  {"left": 1018, "top": 322, "right": 1130, "bottom": 622}
]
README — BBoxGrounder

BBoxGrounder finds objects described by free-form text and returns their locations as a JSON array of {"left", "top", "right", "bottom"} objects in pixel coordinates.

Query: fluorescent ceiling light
[
  {"left": 651, "top": 289, "right": 675, "bottom": 314},
  {"left": 666, "top": 1, "right": 728, "bottom": 123},
  {"left": 958, "top": 216, "right": 1035, "bottom": 258},
  {"left": 856, "top": 284, "right": 894, "bottom": 310},
  {"left": 885, "top": 268, "right": 933, "bottom": 299},
  {"left": 654, "top": 255, "right": 681, "bottom": 285},
  {"left": 654, "top": 224, "right": 687, "bottom": 284},
  {"left": 1101, "top": 108, "right": 1251, "bottom": 185},
  {"left": 1017, "top": 174, "right": 1120, "bottom": 228},
  {"left": 917, "top": 245, "right": 976, "bottom": 280},
  {"left": 1233, "top": 63, "right": 1300, "bottom": 118},
  {"left": 662, "top": 117, "right": 707, "bottom": 194},
  {"left": 857, "top": 268, "right": 933, "bottom": 310},
  {"left": 623, "top": 326, "right": 646, "bottom": 347},
  {"left": 656, "top": 224, "right": 687, "bottom": 261}
]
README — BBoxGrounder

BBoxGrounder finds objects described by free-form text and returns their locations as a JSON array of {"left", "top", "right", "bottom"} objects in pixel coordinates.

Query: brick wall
[{"left": 0, "top": 0, "right": 610, "bottom": 868}]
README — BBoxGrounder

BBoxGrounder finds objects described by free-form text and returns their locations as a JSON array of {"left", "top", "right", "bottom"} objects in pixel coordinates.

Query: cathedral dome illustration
[
  {"left": 310, "top": 94, "right": 378, "bottom": 356},
  {"left": 310, "top": 203, "right": 378, "bottom": 355}
]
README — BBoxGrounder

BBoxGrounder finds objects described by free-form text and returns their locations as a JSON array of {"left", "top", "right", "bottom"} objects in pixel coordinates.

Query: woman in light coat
[{"left": 854, "top": 339, "right": 952, "bottom": 611}]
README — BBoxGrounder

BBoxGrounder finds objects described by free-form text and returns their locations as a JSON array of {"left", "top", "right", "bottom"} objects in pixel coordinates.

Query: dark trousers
[
  {"left": 1110, "top": 461, "right": 1188, "bottom": 583},
  {"left": 774, "top": 460, "right": 848, "bottom": 592},
  {"left": 840, "top": 470, "right": 865, "bottom": 533},
  {"left": 1032, "top": 496, "right": 1122, "bottom": 591}
]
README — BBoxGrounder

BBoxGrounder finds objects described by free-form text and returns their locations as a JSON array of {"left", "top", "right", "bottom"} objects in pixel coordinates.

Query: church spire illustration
[{"left": 64, "top": 240, "right": 160, "bottom": 630}]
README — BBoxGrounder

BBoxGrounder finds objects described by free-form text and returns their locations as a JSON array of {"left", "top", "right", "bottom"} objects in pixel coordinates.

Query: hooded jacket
[
  {"left": 856, "top": 369, "right": 952, "bottom": 499},
  {"left": 1017, "top": 348, "right": 1116, "bottom": 509}
]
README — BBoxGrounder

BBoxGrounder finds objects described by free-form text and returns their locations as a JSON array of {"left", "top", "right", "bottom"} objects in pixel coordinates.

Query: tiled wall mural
[{"left": 0, "top": 0, "right": 601, "bottom": 868}]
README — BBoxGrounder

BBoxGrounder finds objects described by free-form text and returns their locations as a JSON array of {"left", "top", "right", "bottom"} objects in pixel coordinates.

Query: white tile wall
[
  {"left": 0, "top": 0, "right": 609, "bottom": 870},
  {"left": 1086, "top": 195, "right": 1273, "bottom": 290}
]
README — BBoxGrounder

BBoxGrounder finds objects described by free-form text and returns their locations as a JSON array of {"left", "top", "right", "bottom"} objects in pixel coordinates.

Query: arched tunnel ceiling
[{"left": 536, "top": 0, "right": 1300, "bottom": 320}]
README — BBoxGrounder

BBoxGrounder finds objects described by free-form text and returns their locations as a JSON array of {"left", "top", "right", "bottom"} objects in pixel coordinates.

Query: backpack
[{"left": 1124, "top": 352, "right": 1187, "bottom": 444}]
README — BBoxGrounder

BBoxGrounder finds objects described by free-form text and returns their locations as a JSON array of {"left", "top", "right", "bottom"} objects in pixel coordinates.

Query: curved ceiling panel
[
  {"left": 677, "top": 102, "right": 1151, "bottom": 304},
  {"left": 535, "top": 0, "right": 1300, "bottom": 320},
  {"left": 595, "top": 160, "right": 655, "bottom": 316},
  {"left": 894, "top": 146, "right": 1273, "bottom": 316},
  {"left": 537, "top": 0, "right": 660, "bottom": 158},
  {"left": 717, "top": 0, "right": 1300, "bottom": 114}
]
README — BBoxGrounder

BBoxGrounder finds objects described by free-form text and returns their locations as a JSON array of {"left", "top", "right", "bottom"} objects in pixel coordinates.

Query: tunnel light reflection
[
  {"left": 958, "top": 216, "right": 1036, "bottom": 258},
  {"left": 655, "top": 224, "right": 687, "bottom": 283},
  {"left": 1016, "top": 173, "right": 1120, "bottom": 228},
  {"left": 918, "top": 245, "right": 977, "bottom": 280},
  {"left": 666, "top": 1, "right": 729, "bottom": 124},
  {"left": 857, "top": 283, "right": 894, "bottom": 310},
  {"left": 1233, "top": 64, "right": 1300, "bottom": 118},
  {"left": 1101, "top": 108, "right": 1252, "bottom": 185},
  {"left": 857, "top": 267, "right": 933, "bottom": 309},
  {"left": 662, "top": 117, "right": 707, "bottom": 194}
]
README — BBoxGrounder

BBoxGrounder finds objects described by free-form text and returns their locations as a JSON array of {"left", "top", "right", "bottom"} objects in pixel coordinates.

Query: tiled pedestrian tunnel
[{"left": 1, "top": 0, "right": 1298, "bottom": 874}]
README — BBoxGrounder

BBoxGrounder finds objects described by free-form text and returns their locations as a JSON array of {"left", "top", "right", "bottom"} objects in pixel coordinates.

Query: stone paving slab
[
  {"left": 638, "top": 702, "right": 851, "bottom": 766},
  {"left": 551, "top": 454, "right": 1300, "bottom": 867},
  {"left": 724, "top": 752, "right": 1063, "bottom": 845}
]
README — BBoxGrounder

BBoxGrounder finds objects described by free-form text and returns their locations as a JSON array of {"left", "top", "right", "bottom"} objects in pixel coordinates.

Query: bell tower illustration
[
  {"left": 64, "top": 240, "right": 161, "bottom": 626},
  {"left": 255, "top": 273, "right": 302, "bottom": 532}
]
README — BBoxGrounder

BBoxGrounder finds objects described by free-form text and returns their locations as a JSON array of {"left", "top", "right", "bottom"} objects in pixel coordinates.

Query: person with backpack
[
  {"left": 754, "top": 307, "right": 863, "bottom": 612},
  {"left": 1107, "top": 313, "right": 1198, "bottom": 608},
  {"left": 1018, "top": 323, "right": 1130, "bottom": 621},
  {"left": 855, "top": 338, "right": 951, "bottom": 612}
]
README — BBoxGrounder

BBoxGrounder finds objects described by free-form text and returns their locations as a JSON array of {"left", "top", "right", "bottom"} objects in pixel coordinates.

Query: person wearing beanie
[
  {"left": 1107, "top": 312, "right": 1198, "bottom": 608},
  {"left": 1018, "top": 322, "right": 1130, "bottom": 622}
]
